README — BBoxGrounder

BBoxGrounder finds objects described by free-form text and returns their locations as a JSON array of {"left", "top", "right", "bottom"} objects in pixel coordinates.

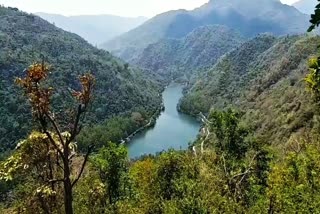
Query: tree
[
  {"left": 208, "top": 109, "right": 250, "bottom": 159},
  {"left": 1, "top": 131, "right": 65, "bottom": 213},
  {"left": 1, "top": 62, "right": 95, "bottom": 214},
  {"left": 305, "top": 58, "right": 320, "bottom": 107},
  {"left": 267, "top": 138, "right": 320, "bottom": 213},
  {"left": 307, "top": 0, "right": 320, "bottom": 32},
  {"left": 155, "top": 150, "right": 184, "bottom": 201},
  {"left": 206, "top": 109, "right": 271, "bottom": 205},
  {"left": 306, "top": 1, "right": 320, "bottom": 109},
  {"left": 92, "top": 142, "right": 129, "bottom": 205}
]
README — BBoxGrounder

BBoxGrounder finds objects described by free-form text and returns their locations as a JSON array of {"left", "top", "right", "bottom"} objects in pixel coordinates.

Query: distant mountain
[
  {"left": 36, "top": 12, "right": 147, "bottom": 45},
  {"left": 0, "top": 7, "right": 160, "bottom": 151},
  {"left": 133, "top": 25, "right": 245, "bottom": 80},
  {"left": 293, "top": 0, "right": 315, "bottom": 14},
  {"left": 180, "top": 34, "right": 320, "bottom": 144},
  {"left": 102, "top": 0, "right": 309, "bottom": 61}
]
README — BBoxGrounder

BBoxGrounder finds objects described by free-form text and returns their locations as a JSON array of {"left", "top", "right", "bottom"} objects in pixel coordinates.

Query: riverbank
[
  {"left": 127, "top": 84, "right": 201, "bottom": 158},
  {"left": 120, "top": 102, "right": 165, "bottom": 144},
  {"left": 192, "top": 112, "right": 211, "bottom": 156}
]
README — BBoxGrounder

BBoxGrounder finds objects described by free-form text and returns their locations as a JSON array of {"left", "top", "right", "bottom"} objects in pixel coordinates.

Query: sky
[{"left": 0, "top": 0, "right": 300, "bottom": 18}]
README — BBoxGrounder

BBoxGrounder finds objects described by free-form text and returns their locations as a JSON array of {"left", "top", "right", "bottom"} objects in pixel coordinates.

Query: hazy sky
[{"left": 0, "top": 0, "right": 300, "bottom": 17}]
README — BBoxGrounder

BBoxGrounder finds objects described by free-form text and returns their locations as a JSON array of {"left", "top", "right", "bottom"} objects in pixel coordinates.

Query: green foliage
[
  {"left": 308, "top": 0, "right": 320, "bottom": 32},
  {"left": 181, "top": 35, "right": 320, "bottom": 145},
  {"left": 267, "top": 137, "right": 320, "bottom": 213},
  {"left": 128, "top": 150, "right": 205, "bottom": 213},
  {"left": 305, "top": 57, "right": 320, "bottom": 105},
  {"left": 201, "top": 110, "right": 271, "bottom": 207},
  {"left": 3, "top": 128, "right": 320, "bottom": 214},
  {"left": 77, "top": 112, "right": 149, "bottom": 151},
  {"left": 92, "top": 142, "right": 129, "bottom": 205},
  {"left": 73, "top": 169, "right": 107, "bottom": 214},
  {"left": 134, "top": 25, "right": 245, "bottom": 81},
  {"left": 0, "top": 6, "right": 161, "bottom": 154},
  {"left": 2, "top": 1, "right": 320, "bottom": 213},
  {"left": 0, "top": 131, "right": 65, "bottom": 213},
  {"left": 155, "top": 150, "right": 190, "bottom": 200},
  {"left": 208, "top": 109, "right": 250, "bottom": 159}
]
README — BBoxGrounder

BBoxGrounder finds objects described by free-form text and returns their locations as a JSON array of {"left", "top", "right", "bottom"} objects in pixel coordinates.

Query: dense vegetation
[
  {"left": 180, "top": 34, "right": 320, "bottom": 145},
  {"left": 3, "top": 1, "right": 320, "bottom": 213},
  {"left": 0, "top": 6, "right": 162, "bottom": 154},
  {"left": 132, "top": 25, "right": 245, "bottom": 81},
  {"left": 103, "top": 0, "right": 309, "bottom": 61},
  {"left": 5, "top": 108, "right": 320, "bottom": 213}
]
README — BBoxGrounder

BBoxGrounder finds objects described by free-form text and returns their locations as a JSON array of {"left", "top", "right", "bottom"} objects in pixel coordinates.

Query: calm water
[{"left": 127, "top": 84, "right": 200, "bottom": 158}]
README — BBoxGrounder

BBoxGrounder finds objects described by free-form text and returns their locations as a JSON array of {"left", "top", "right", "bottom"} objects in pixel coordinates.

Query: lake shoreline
[
  {"left": 120, "top": 102, "right": 165, "bottom": 144},
  {"left": 127, "top": 83, "right": 201, "bottom": 158}
]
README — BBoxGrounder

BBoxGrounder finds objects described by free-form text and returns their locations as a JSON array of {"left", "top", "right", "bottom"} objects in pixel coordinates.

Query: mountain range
[
  {"left": 2, "top": 0, "right": 320, "bottom": 212},
  {"left": 132, "top": 25, "right": 245, "bottom": 80},
  {"left": 102, "top": 0, "right": 309, "bottom": 61},
  {"left": 36, "top": 12, "right": 147, "bottom": 45}
]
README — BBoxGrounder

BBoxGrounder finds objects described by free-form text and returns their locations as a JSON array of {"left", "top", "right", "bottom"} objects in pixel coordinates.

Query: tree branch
[
  {"left": 221, "top": 154, "right": 228, "bottom": 176},
  {"left": 68, "top": 104, "right": 83, "bottom": 145},
  {"left": 71, "top": 145, "right": 94, "bottom": 188},
  {"left": 45, "top": 112, "right": 65, "bottom": 146},
  {"left": 56, "top": 152, "right": 64, "bottom": 170},
  {"left": 38, "top": 111, "right": 64, "bottom": 161},
  {"left": 48, "top": 178, "right": 65, "bottom": 183},
  {"left": 44, "top": 131, "right": 65, "bottom": 162},
  {"left": 234, "top": 152, "right": 258, "bottom": 184}
]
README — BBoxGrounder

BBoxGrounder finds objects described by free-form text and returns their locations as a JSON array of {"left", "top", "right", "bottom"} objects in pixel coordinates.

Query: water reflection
[{"left": 127, "top": 84, "right": 200, "bottom": 158}]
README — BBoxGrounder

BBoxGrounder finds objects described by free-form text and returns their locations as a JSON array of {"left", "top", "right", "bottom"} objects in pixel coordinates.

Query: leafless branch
[
  {"left": 68, "top": 105, "right": 83, "bottom": 145},
  {"left": 56, "top": 152, "right": 64, "bottom": 170},
  {"left": 71, "top": 145, "right": 94, "bottom": 188},
  {"left": 44, "top": 131, "right": 65, "bottom": 162},
  {"left": 48, "top": 179, "right": 65, "bottom": 183},
  {"left": 234, "top": 152, "right": 258, "bottom": 185},
  {"left": 45, "top": 112, "right": 65, "bottom": 145},
  {"left": 221, "top": 154, "right": 228, "bottom": 176}
]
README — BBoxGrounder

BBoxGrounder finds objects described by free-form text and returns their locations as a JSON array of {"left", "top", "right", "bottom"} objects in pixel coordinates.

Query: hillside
[
  {"left": 132, "top": 25, "right": 245, "bottom": 80},
  {"left": 293, "top": 0, "right": 315, "bottom": 14},
  {"left": 36, "top": 12, "right": 147, "bottom": 45},
  {"left": 3, "top": 2, "right": 320, "bottom": 214},
  {"left": 180, "top": 35, "right": 320, "bottom": 144},
  {"left": 102, "top": 0, "right": 309, "bottom": 61},
  {"left": 0, "top": 7, "right": 161, "bottom": 152}
]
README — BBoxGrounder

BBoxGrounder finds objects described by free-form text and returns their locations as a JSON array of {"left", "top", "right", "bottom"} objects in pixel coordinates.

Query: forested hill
[
  {"left": 102, "top": 0, "right": 309, "bottom": 61},
  {"left": 132, "top": 25, "right": 245, "bottom": 80},
  {"left": 0, "top": 6, "right": 161, "bottom": 153},
  {"left": 180, "top": 34, "right": 320, "bottom": 144}
]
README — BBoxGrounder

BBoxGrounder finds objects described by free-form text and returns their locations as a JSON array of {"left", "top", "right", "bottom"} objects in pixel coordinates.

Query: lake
[{"left": 127, "top": 83, "right": 201, "bottom": 158}]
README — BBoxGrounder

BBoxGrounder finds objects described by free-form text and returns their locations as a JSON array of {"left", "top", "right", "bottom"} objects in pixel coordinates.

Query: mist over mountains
[
  {"left": 293, "top": 0, "right": 315, "bottom": 14},
  {"left": 36, "top": 12, "right": 147, "bottom": 45}
]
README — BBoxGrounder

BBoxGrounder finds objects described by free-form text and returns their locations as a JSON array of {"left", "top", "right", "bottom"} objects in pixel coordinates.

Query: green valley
[
  {"left": 133, "top": 25, "right": 245, "bottom": 81},
  {"left": 2, "top": 0, "right": 320, "bottom": 213}
]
